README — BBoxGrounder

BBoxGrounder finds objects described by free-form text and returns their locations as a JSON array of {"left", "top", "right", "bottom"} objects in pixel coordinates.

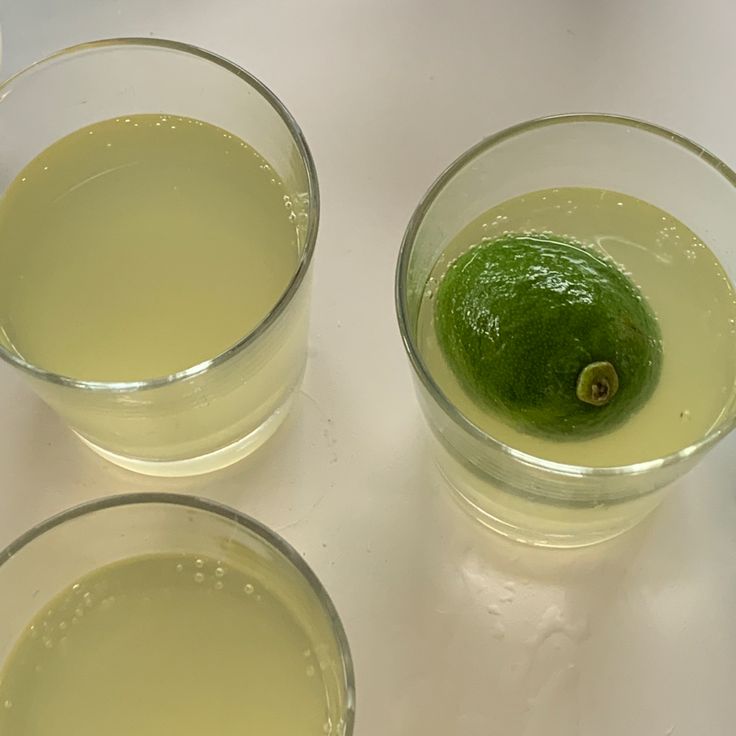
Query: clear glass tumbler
[
  {"left": 396, "top": 114, "right": 736, "bottom": 547},
  {"left": 0, "top": 493, "right": 355, "bottom": 735},
  {"left": 0, "top": 40, "right": 319, "bottom": 476}
]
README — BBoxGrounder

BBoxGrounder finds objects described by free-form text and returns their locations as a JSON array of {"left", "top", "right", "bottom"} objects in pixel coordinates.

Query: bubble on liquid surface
[
  {"left": 175, "top": 563, "right": 184, "bottom": 574},
  {"left": 214, "top": 581, "right": 224, "bottom": 591},
  {"left": 214, "top": 566, "right": 225, "bottom": 578},
  {"left": 194, "top": 558, "right": 204, "bottom": 569},
  {"left": 243, "top": 583, "right": 255, "bottom": 595},
  {"left": 194, "top": 572, "right": 205, "bottom": 584}
]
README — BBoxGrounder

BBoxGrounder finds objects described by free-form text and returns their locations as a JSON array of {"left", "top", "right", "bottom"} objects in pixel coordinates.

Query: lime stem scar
[{"left": 576, "top": 361, "right": 619, "bottom": 406}]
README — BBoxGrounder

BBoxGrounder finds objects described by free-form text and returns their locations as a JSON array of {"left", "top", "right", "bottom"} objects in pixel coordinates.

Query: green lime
[{"left": 434, "top": 233, "right": 662, "bottom": 439}]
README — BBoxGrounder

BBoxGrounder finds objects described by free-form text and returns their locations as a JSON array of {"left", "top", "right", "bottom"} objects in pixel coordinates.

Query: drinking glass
[
  {"left": 396, "top": 114, "right": 736, "bottom": 547},
  {"left": 0, "top": 39, "right": 319, "bottom": 476},
  {"left": 0, "top": 493, "right": 355, "bottom": 734}
]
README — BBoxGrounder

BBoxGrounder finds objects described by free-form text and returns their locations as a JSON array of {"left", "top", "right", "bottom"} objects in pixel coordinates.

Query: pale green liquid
[
  {"left": 0, "top": 554, "right": 339, "bottom": 736},
  {"left": 0, "top": 114, "right": 298, "bottom": 382},
  {"left": 418, "top": 187, "right": 736, "bottom": 466}
]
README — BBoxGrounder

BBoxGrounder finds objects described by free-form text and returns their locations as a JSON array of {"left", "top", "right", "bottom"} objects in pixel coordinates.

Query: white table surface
[{"left": 1, "top": 2, "right": 735, "bottom": 734}]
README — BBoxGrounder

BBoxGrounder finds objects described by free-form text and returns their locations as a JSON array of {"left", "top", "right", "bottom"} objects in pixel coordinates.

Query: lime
[{"left": 434, "top": 233, "right": 662, "bottom": 439}]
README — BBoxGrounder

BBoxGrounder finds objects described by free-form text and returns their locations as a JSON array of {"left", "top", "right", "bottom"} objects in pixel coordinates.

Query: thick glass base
[
  {"left": 432, "top": 439, "right": 666, "bottom": 548},
  {"left": 76, "top": 394, "right": 295, "bottom": 477}
]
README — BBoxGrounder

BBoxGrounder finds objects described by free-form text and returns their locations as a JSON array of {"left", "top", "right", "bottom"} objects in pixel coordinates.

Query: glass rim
[
  {"left": 396, "top": 112, "right": 736, "bottom": 479},
  {"left": 0, "top": 38, "right": 320, "bottom": 393},
  {"left": 0, "top": 492, "right": 356, "bottom": 734}
]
